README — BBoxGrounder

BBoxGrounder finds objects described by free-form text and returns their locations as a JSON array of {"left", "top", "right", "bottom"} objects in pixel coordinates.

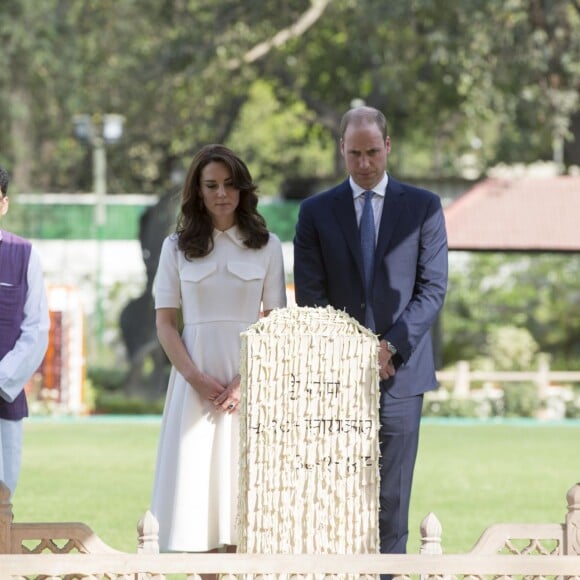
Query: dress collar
[{"left": 213, "top": 225, "right": 246, "bottom": 248}]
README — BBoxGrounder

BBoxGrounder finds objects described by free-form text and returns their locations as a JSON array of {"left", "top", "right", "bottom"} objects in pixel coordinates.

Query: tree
[
  {"left": 1, "top": 0, "right": 578, "bottom": 192},
  {"left": 259, "top": 0, "right": 580, "bottom": 176},
  {"left": 0, "top": 0, "right": 335, "bottom": 193},
  {"left": 442, "top": 252, "right": 580, "bottom": 369}
]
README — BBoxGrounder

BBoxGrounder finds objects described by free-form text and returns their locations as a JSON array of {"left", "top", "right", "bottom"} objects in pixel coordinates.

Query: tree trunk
[
  {"left": 9, "top": 87, "right": 35, "bottom": 193},
  {"left": 564, "top": 110, "right": 580, "bottom": 167}
]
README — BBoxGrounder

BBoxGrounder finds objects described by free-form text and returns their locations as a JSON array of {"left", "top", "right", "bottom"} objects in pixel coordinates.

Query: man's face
[
  {"left": 0, "top": 194, "right": 8, "bottom": 218},
  {"left": 340, "top": 121, "right": 391, "bottom": 190}
]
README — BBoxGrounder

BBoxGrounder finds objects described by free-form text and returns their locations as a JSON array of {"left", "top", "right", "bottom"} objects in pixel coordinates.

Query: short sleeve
[
  {"left": 153, "top": 235, "right": 181, "bottom": 309},
  {"left": 261, "top": 233, "right": 287, "bottom": 311}
]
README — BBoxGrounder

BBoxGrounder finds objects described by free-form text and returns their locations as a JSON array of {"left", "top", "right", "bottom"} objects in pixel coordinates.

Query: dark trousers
[{"left": 378, "top": 391, "right": 423, "bottom": 562}]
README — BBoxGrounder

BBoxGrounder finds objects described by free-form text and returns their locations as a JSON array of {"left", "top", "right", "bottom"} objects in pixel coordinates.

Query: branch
[{"left": 226, "top": 0, "right": 334, "bottom": 70}]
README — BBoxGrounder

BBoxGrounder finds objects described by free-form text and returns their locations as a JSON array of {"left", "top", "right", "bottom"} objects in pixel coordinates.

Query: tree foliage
[
  {"left": 1, "top": 0, "right": 578, "bottom": 194},
  {"left": 443, "top": 253, "right": 580, "bottom": 369}
]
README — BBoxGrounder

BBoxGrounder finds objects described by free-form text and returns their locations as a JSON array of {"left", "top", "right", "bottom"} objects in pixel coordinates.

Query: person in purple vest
[{"left": 0, "top": 165, "right": 50, "bottom": 498}]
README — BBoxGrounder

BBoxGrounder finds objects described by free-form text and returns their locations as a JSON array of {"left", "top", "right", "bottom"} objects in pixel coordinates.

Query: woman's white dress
[{"left": 150, "top": 226, "right": 286, "bottom": 552}]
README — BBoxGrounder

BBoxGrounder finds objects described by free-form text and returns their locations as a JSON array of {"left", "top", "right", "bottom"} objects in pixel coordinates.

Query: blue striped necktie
[{"left": 360, "top": 190, "right": 376, "bottom": 330}]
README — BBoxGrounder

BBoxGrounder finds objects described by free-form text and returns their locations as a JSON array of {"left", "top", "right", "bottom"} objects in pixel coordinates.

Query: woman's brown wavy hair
[{"left": 176, "top": 144, "right": 269, "bottom": 259}]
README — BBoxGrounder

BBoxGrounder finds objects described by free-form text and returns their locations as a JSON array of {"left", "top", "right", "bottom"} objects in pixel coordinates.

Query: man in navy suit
[{"left": 293, "top": 106, "right": 448, "bottom": 557}]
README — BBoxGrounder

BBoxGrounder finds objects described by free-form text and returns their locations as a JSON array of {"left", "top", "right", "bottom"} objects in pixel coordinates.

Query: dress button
[{"left": 361, "top": 302, "right": 365, "bottom": 309}]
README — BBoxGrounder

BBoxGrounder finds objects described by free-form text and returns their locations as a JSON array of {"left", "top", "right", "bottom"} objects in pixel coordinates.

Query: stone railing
[{"left": 1, "top": 481, "right": 579, "bottom": 579}]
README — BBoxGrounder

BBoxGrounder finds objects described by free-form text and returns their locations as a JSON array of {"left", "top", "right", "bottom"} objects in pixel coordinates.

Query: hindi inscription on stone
[{"left": 238, "top": 306, "right": 380, "bottom": 556}]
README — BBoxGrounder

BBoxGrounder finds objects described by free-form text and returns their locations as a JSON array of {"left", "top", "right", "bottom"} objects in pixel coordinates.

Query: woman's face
[{"left": 199, "top": 161, "right": 240, "bottom": 230}]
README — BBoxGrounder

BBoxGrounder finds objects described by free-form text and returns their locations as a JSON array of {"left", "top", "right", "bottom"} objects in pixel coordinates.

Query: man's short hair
[
  {"left": 0, "top": 166, "right": 9, "bottom": 197},
  {"left": 340, "top": 106, "right": 389, "bottom": 140}
]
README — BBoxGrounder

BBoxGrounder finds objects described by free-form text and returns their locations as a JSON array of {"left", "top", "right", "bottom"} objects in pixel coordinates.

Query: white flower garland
[{"left": 238, "top": 305, "right": 380, "bottom": 561}]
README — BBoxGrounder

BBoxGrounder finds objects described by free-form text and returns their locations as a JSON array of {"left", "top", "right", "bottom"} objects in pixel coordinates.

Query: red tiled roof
[{"left": 444, "top": 176, "right": 580, "bottom": 252}]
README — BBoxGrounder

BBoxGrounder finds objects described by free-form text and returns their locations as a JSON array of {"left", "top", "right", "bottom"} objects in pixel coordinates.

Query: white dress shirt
[{"left": 350, "top": 172, "right": 389, "bottom": 243}]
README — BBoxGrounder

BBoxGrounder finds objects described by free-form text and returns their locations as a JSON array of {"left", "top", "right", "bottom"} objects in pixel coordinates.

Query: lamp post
[{"left": 73, "top": 113, "right": 125, "bottom": 363}]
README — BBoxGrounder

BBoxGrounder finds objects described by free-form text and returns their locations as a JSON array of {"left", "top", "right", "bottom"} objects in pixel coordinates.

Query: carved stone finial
[
  {"left": 567, "top": 483, "right": 580, "bottom": 511},
  {"left": 137, "top": 509, "right": 160, "bottom": 554},
  {"left": 565, "top": 482, "right": 580, "bottom": 555},
  {"left": 0, "top": 481, "right": 11, "bottom": 504},
  {"left": 0, "top": 480, "right": 14, "bottom": 554},
  {"left": 420, "top": 512, "right": 443, "bottom": 555}
]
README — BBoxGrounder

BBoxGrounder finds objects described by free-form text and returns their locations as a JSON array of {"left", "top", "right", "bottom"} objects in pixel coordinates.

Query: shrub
[
  {"left": 502, "top": 382, "right": 540, "bottom": 418},
  {"left": 423, "top": 398, "right": 479, "bottom": 418},
  {"left": 87, "top": 366, "right": 126, "bottom": 392},
  {"left": 94, "top": 391, "right": 164, "bottom": 415},
  {"left": 565, "top": 386, "right": 580, "bottom": 419}
]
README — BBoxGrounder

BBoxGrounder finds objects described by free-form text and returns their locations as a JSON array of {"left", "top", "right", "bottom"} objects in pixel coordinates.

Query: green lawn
[
  {"left": 408, "top": 420, "right": 579, "bottom": 553},
  {"left": 12, "top": 418, "right": 579, "bottom": 554},
  {"left": 14, "top": 418, "right": 160, "bottom": 552}
]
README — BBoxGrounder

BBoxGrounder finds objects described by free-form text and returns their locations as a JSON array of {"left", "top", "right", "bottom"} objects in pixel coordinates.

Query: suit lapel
[
  {"left": 331, "top": 181, "right": 365, "bottom": 282},
  {"left": 330, "top": 177, "right": 405, "bottom": 282},
  {"left": 375, "top": 177, "right": 404, "bottom": 265}
]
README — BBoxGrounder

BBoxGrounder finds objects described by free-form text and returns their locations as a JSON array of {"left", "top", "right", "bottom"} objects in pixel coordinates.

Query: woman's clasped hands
[{"left": 192, "top": 372, "right": 240, "bottom": 414}]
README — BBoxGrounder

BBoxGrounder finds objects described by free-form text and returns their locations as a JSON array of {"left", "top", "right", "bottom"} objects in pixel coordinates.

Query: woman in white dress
[{"left": 150, "top": 144, "right": 287, "bottom": 561}]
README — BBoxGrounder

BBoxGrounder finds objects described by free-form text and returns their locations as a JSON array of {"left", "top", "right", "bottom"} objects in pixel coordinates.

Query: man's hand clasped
[{"left": 378, "top": 339, "right": 397, "bottom": 380}]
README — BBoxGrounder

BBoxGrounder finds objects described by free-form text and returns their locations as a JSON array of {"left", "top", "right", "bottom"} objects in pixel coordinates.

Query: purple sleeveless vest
[{"left": 0, "top": 231, "right": 32, "bottom": 420}]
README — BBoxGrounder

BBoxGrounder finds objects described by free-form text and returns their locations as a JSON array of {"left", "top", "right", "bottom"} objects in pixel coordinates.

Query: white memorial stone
[{"left": 238, "top": 306, "right": 380, "bottom": 558}]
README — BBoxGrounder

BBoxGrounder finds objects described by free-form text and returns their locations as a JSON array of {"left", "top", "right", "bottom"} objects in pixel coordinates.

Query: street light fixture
[{"left": 73, "top": 113, "right": 125, "bottom": 363}]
